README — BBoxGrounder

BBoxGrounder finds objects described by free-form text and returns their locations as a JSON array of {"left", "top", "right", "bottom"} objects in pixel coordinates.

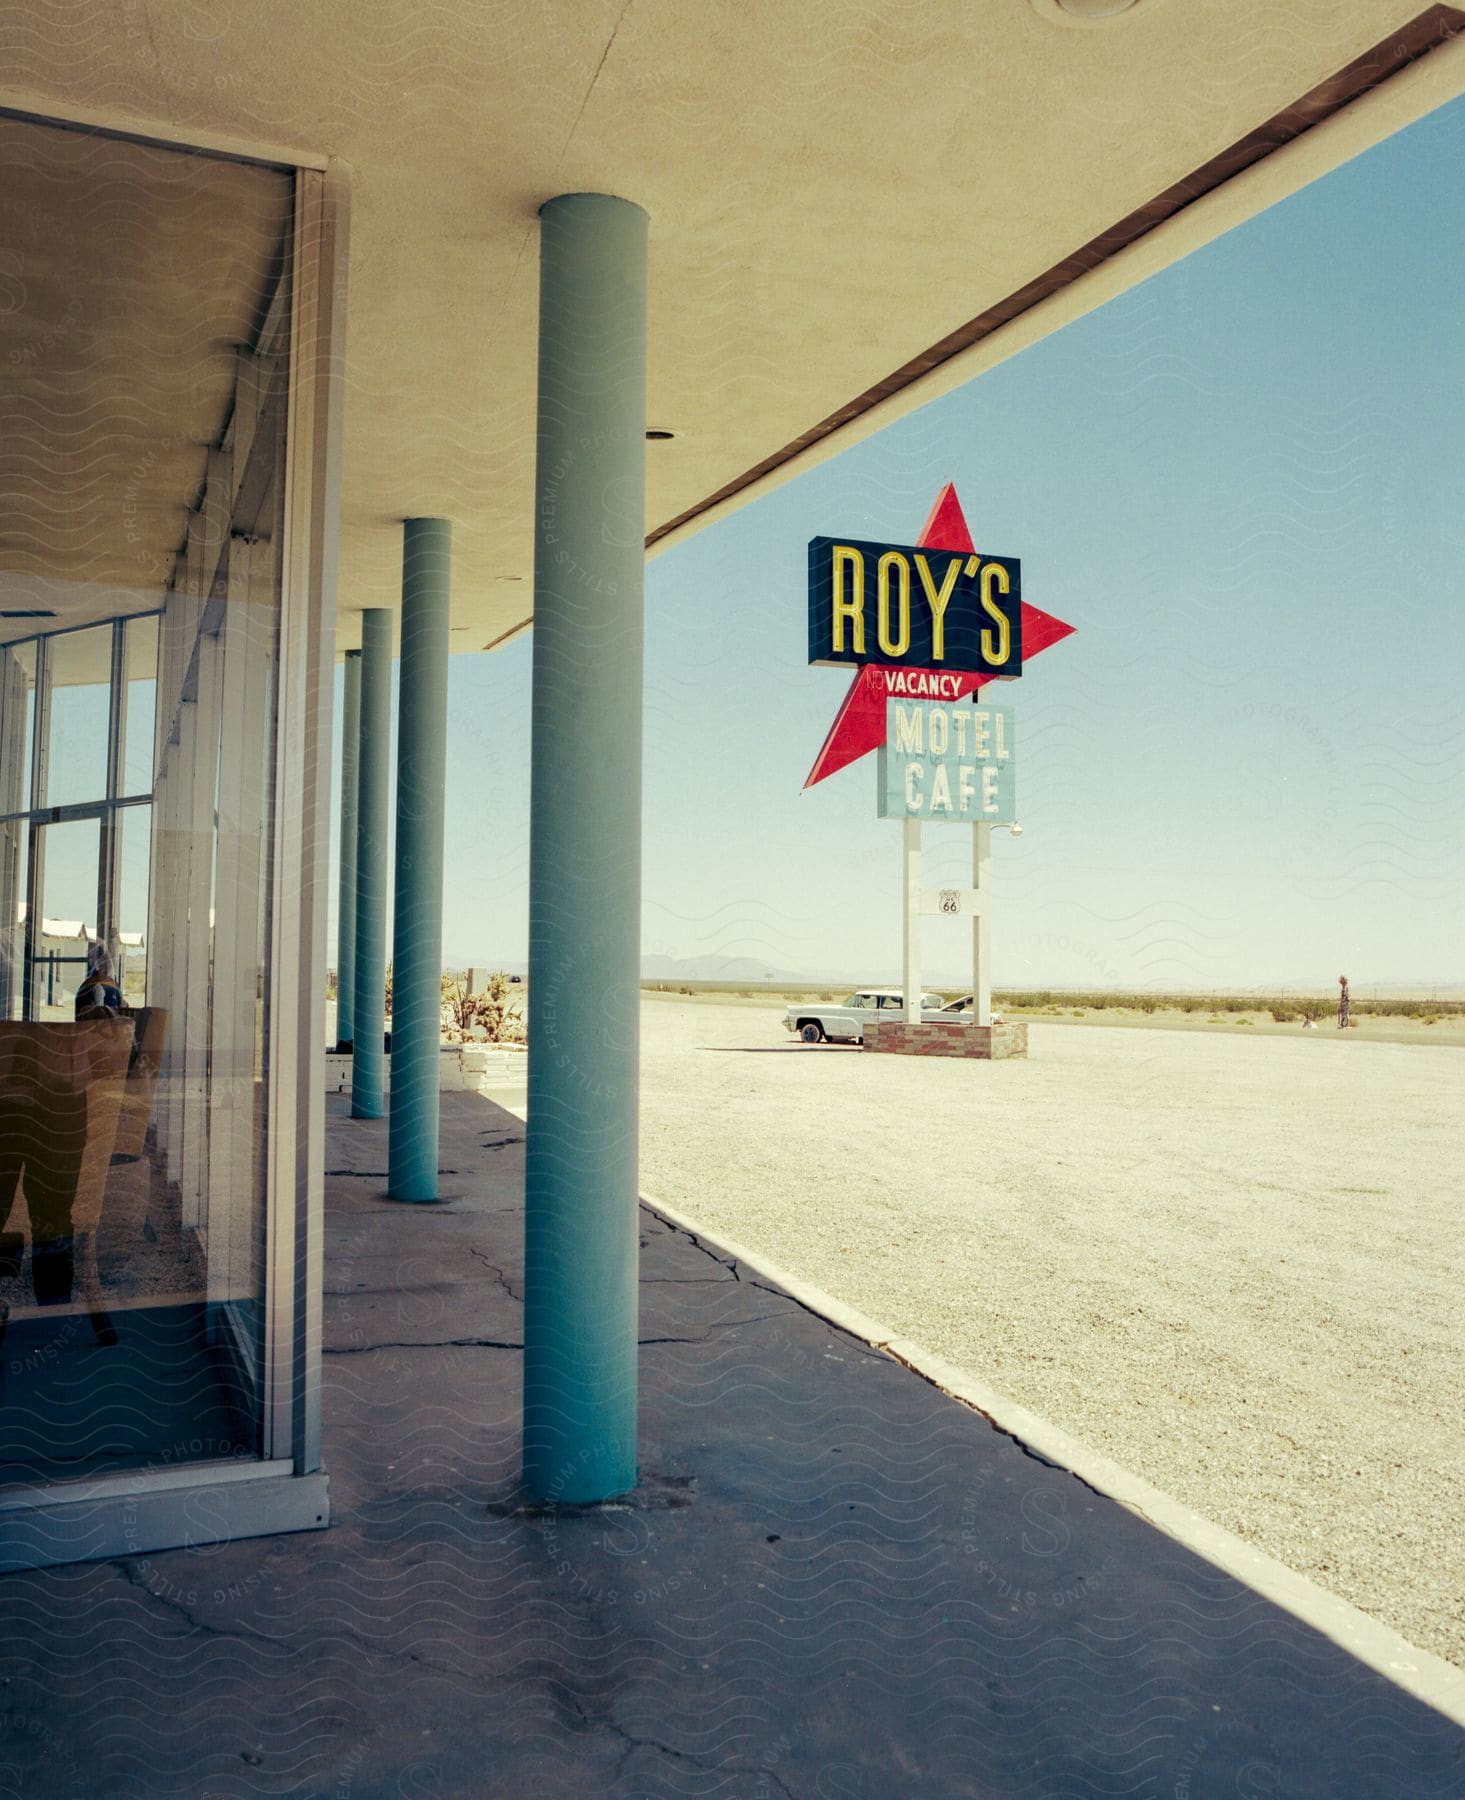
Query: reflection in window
[
  {"left": 0, "top": 641, "right": 36, "bottom": 817},
  {"left": 0, "top": 110, "right": 298, "bottom": 1514},
  {"left": 45, "top": 625, "right": 113, "bottom": 811},
  {"left": 0, "top": 643, "right": 33, "bottom": 1020},
  {"left": 0, "top": 828, "right": 26, "bottom": 1022},
  {"left": 34, "top": 816, "right": 101, "bottom": 1018},
  {"left": 117, "top": 805, "right": 150, "bottom": 1007},
  {"left": 122, "top": 615, "right": 158, "bottom": 798}
]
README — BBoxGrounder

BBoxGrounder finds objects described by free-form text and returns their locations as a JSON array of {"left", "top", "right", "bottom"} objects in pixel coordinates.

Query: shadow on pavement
[{"left": 0, "top": 1087, "right": 1459, "bottom": 1797}]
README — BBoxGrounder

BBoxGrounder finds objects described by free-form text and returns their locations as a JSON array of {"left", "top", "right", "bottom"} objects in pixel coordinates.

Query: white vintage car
[
  {"left": 932, "top": 994, "right": 1004, "bottom": 1025},
  {"left": 783, "top": 988, "right": 948, "bottom": 1045}
]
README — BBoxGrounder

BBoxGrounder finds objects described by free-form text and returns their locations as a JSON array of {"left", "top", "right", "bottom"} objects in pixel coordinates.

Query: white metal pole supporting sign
[{"left": 878, "top": 698, "right": 1015, "bottom": 1029}]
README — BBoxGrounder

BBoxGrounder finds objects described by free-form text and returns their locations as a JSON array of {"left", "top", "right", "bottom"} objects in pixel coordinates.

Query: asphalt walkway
[{"left": 0, "top": 1088, "right": 1460, "bottom": 1797}]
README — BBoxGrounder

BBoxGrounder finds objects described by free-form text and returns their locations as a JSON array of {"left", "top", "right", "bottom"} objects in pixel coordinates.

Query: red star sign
[{"left": 803, "top": 483, "right": 1076, "bottom": 788}]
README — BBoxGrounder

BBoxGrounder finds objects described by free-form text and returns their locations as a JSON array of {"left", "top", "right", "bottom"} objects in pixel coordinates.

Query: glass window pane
[
  {"left": 117, "top": 804, "right": 150, "bottom": 1007},
  {"left": 122, "top": 615, "right": 158, "bottom": 797},
  {"left": 45, "top": 625, "right": 112, "bottom": 810},
  {"left": 35, "top": 815, "right": 100, "bottom": 1018},
  {"left": 0, "top": 118, "right": 292, "bottom": 1499},
  {"left": 0, "top": 640, "right": 37, "bottom": 817},
  {"left": 0, "top": 820, "right": 27, "bottom": 1019}
]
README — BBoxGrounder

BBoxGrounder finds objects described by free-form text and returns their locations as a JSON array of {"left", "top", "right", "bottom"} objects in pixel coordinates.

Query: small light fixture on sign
[
  {"left": 645, "top": 428, "right": 675, "bottom": 441},
  {"left": 1030, "top": 0, "right": 1142, "bottom": 22}
]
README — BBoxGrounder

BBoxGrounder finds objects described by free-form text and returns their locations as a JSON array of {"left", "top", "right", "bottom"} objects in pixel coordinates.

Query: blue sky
[{"left": 338, "top": 91, "right": 1465, "bottom": 993}]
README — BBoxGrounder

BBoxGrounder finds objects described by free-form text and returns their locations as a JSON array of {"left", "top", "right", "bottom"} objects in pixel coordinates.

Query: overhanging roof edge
[{"left": 647, "top": 7, "right": 1465, "bottom": 562}]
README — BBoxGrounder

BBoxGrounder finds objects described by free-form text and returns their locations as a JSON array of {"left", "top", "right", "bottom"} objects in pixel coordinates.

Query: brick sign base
[{"left": 863, "top": 1018, "right": 1028, "bottom": 1060}]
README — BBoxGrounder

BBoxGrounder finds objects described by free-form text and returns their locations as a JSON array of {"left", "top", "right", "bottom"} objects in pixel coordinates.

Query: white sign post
[
  {"left": 881, "top": 698, "right": 1013, "bottom": 1033},
  {"left": 972, "top": 821, "right": 992, "bottom": 1027},
  {"left": 902, "top": 816, "right": 921, "bottom": 1022}
]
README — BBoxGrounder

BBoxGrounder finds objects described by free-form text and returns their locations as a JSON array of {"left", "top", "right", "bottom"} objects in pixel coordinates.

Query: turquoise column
[
  {"left": 335, "top": 649, "right": 361, "bottom": 1051},
  {"left": 522, "top": 193, "right": 647, "bottom": 1503},
  {"left": 388, "top": 519, "right": 451, "bottom": 1201},
  {"left": 350, "top": 608, "right": 392, "bottom": 1120}
]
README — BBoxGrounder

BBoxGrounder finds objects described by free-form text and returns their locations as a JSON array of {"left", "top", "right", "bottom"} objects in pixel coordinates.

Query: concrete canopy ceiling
[{"left": 0, "top": 1, "right": 1460, "bottom": 657}]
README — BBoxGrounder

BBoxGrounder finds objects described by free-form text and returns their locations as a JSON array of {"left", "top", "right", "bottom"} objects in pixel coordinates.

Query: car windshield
[{"left": 842, "top": 993, "right": 874, "bottom": 1009}]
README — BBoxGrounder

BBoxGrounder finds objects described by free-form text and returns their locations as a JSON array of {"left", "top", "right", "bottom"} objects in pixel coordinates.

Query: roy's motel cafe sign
[{"left": 803, "top": 482, "right": 1075, "bottom": 1057}]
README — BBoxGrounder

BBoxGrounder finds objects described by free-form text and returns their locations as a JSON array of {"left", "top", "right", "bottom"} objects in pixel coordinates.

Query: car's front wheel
[{"left": 799, "top": 1021, "right": 825, "bottom": 1044}]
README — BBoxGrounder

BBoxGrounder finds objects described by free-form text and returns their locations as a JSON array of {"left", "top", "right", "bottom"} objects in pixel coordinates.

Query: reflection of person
[
  {"left": 0, "top": 1021, "right": 131, "bottom": 1342},
  {"left": 75, "top": 949, "right": 127, "bottom": 1019},
  {"left": 0, "top": 1033, "right": 89, "bottom": 1310},
  {"left": 1338, "top": 975, "right": 1350, "bottom": 1030}
]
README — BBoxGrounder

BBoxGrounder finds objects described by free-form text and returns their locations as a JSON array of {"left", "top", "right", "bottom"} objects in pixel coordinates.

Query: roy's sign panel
[
  {"left": 877, "top": 698, "right": 1016, "bottom": 823},
  {"left": 808, "top": 535, "right": 1022, "bottom": 677}
]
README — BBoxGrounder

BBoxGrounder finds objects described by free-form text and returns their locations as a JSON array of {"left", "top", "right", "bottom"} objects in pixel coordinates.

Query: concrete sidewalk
[{"left": 0, "top": 1088, "right": 1461, "bottom": 1797}]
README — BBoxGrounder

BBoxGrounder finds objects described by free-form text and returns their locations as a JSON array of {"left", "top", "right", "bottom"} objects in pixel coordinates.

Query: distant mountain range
[
  {"left": 441, "top": 953, "right": 801, "bottom": 984},
  {"left": 642, "top": 954, "right": 799, "bottom": 983}
]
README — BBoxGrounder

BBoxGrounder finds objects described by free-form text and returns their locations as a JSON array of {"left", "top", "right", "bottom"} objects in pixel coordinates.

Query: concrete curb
[
  {"left": 633, "top": 1184, "right": 1465, "bottom": 1731},
  {"left": 488, "top": 1086, "right": 1464, "bottom": 1725}
]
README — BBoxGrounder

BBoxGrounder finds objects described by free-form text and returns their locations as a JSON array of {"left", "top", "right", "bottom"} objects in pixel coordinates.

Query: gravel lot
[{"left": 638, "top": 998, "right": 1465, "bottom": 1668}]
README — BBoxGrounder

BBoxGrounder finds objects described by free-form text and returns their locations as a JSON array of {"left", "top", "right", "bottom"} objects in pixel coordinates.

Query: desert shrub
[
  {"left": 1235, "top": 1017, "right": 1254, "bottom": 1025},
  {"left": 678, "top": 985, "right": 694, "bottom": 995},
  {"left": 983, "top": 988, "right": 1465, "bottom": 1021},
  {"left": 1070, "top": 1008, "right": 1086, "bottom": 1017},
  {"left": 1355, "top": 997, "right": 1463, "bottom": 1019},
  {"left": 1271, "top": 1008, "right": 1297, "bottom": 1023},
  {"left": 1208, "top": 1014, "right": 1224, "bottom": 1023},
  {"left": 441, "top": 970, "right": 525, "bottom": 1044},
  {"left": 995, "top": 990, "right": 1062, "bottom": 1011}
]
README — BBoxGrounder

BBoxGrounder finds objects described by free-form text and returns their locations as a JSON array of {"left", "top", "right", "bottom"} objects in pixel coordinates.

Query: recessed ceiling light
[
  {"left": 0, "top": 609, "right": 57, "bottom": 620},
  {"left": 646, "top": 428, "right": 676, "bottom": 441},
  {"left": 1030, "top": 0, "right": 1142, "bottom": 22}
]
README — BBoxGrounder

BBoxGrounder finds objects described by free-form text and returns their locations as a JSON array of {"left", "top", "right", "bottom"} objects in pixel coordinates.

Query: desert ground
[
  {"left": 642, "top": 983, "right": 1465, "bottom": 1049},
  {"left": 636, "top": 997, "right": 1465, "bottom": 1668}
]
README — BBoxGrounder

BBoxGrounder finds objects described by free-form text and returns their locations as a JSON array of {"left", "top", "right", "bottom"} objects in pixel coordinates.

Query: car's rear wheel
[{"left": 799, "top": 1021, "right": 825, "bottom": 1044}]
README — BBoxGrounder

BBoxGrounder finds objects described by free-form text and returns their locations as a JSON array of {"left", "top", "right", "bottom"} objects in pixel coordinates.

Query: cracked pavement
[{"left": 0, "top": 1088, "right": 1459, "bottom": 1796}]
